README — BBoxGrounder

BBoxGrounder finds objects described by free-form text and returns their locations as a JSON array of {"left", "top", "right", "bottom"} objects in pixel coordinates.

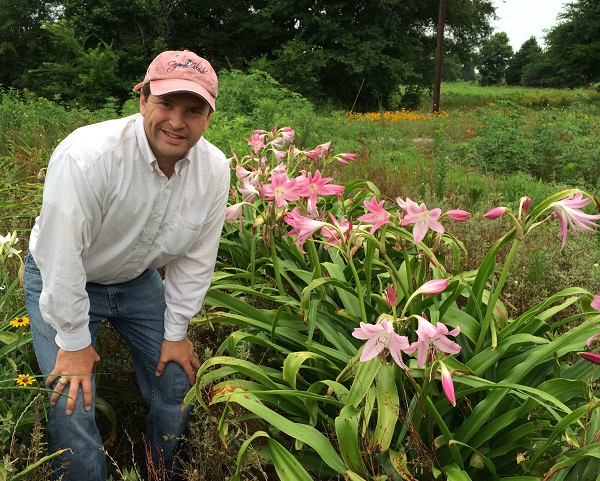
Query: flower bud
[
  {"left": 415, "top": 279, "right": 448, "bottom": 296},
  {"left": 483, "top": 207, "right": 507, "bottom": 219},
  {"left": 446, "top": 210, "right": 471, "bottom": 222}
]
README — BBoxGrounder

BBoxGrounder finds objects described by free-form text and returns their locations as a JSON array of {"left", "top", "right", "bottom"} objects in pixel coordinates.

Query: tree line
[
  {"left": 1, "top": 0, "right": 598, "bottom": 112},
  {"left": 471, "top": 0, "right": 600, "bottom": 89}
]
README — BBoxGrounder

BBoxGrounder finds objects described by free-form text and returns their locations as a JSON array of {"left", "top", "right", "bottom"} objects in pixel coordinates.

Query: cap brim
[{"left": 148, "top": 79, "right": 216, "bottom": 111}]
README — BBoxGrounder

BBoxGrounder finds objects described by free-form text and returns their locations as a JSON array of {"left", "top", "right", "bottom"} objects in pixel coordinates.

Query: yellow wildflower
[
  {"left": 9, "top": 316, "right": 30, "bottom": 328},
  {"left": 16, "top": 374, "right": 36, "bottom": 386}
]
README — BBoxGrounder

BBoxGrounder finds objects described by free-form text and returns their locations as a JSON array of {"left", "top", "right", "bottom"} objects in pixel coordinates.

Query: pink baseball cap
[{"left": 133, "top": 50, "right": 218, "bottom": 111}]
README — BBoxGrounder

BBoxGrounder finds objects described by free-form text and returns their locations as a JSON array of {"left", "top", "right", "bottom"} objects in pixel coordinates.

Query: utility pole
[{"left": 433, "top": 0, "right": 447, "bottom": 113}]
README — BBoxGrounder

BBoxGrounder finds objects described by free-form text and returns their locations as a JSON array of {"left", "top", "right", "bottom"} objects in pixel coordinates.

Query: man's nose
[{"left": 168, "top": 109, "right": 185, "bottom": 130}]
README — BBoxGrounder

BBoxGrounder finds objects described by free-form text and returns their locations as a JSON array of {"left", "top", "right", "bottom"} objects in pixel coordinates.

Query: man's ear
[{"left": 139, "top": 94, "right": 146, "bottom": 116}]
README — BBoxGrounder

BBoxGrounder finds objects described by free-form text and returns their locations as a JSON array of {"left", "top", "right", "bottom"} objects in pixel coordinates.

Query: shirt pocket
[{"left": 160, "top": 212, "right": 207, "bottom": 256}]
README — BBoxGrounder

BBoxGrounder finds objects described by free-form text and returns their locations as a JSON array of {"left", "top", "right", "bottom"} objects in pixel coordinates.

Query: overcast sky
[{"left": 491, "top": 0, "right": 567, "bottom": 50}]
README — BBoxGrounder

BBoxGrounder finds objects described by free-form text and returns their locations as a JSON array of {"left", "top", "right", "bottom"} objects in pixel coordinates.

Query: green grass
[{"left": 429, "top": 82, "right": 600, "bottom": 110}]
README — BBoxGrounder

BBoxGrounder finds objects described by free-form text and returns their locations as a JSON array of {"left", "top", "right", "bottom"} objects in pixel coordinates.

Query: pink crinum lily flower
[
  {"left": 320, "top": 213, "right": 353, "bottom": 248},
  {"left": 304, "top": 142, "right": 332, "bottom": 160},
  {"left": 278, "top": 126, "right": 295, "bottom": 144},
  {"left": 245, "top": 131, "right": 266, "bottom": 153},
  {"left": 551, "top": 192, "right": 600, "bottom": 248},
  {"left": 263, "top": 172, "right": 299, "bottom": 209},
  {"left": 580, "top": 352, "right": 600, "bottom": 365},
  {"left": 352, "top": 319, "right": 411, "bottom": 369},
  {"left": 336, "top": 153, "right": 356, "bottom": 165},
  {"left": 404, "top": 316, "right": 461, "bottom": 368},
  {"left": 295, "top": 170, "right": 344, "bottom": 216},
  {"left": 237, "top": 177, "right": 260, "bottom": 203},
  {"left": 357, "top": 196, "right": 391, "bottom": 235},
  {"left": 225, "top": 202, "right": 246, "bottom": 232},
  {"left": 397, "top": 197, "right": 445, "bottom": 244},
  {"left": 579, "top": 307, "right": 600, "bottom": 365},
  {"left": 284, "top": 207, "right": 328, "bottom": 253},
  {"left": 520, "top": 196, "right": 532, "bottom": 216},
  {"left": 384, "top": 284, "right": 397, "bottom": 310}
]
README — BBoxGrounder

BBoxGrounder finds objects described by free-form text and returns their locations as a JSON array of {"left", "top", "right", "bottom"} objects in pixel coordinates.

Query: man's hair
[{"left": 141, "top": 82, "right": 151, "bottom": 101}]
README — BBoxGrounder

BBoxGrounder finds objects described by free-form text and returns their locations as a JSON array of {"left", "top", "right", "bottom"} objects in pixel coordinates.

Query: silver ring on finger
[{"left": 58, "top": 377, "right": 69, "bottom": 386}]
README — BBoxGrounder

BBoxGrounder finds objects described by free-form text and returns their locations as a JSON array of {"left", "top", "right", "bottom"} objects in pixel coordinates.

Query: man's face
[{"left": 140, "top": 91, "right": 212, "bottom": 167}]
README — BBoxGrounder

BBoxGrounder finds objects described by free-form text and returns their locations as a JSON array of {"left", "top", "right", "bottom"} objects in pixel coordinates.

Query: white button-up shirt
[{"left": 29, "top": 114, "right": 230, "bottom": 351}]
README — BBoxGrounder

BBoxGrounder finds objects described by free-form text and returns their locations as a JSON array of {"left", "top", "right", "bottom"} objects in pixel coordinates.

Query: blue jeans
[{"left": 24, "top": 253, "right": 192, "bottom": 481}]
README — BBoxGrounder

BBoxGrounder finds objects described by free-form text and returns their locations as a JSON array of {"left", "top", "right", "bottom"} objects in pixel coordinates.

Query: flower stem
[
  {"left": 383, "top": 251, "right": 409, "bottom": 301},
  {"left": 306, "top": 239, "right": 325, "bottom": 299},
  {"left": 270, "top": 241, "right": 286, "bottom": 298},
  {"left": 474, "top": 237, "right": 522, "bottom": 353},
  {"left": 347, "top": 255, "right": 368, "bottom": 322}
]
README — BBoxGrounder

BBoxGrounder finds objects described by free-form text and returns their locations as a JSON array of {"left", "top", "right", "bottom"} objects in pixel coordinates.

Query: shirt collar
[{"left": 134, "top": 114, "right": 156, "bottom": 172}]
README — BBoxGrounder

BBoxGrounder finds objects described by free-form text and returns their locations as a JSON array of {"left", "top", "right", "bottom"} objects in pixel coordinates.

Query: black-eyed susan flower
[
  {"left": 9, "top": 316, "right": 30, "bottom": 328},
  {"left": 15, "top": 374, "right": 36, "bottom": 386}
]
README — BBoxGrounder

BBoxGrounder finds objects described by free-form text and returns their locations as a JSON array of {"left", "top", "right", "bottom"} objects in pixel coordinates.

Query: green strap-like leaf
[
  {"left": 372, "top": 362, "right": 399, "bottom": 452},
  {"left": 335, "top": 405, "right": 368, "bottom": 477},
  {"left": 267, "top": 437, "right": 315, "bottom": 481},
  {"left": 229, "top": 430, "right": 270, "bottom": 481},
  {"left": 283, "top": 351, "right": 337, "bottom": 390},
  {"left": 346, "top": 357, "right": 381, "bottom": 408},
  {"left": 444, "top": 463, "right": 474, "bottom": 481},
  {"left": 226, "top": 390, "right": 347, "bottom": 474}
]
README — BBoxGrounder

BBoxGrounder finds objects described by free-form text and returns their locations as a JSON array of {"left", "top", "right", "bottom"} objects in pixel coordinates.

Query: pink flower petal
[
  {"left": 388, "top": 333, "right": 410, "bottom": 370},
  {"left": 591, "top": 295, "right": 600, "bottom": 312},
  {"left": 586, "top": 332, "right": 600, "bottom": 347}
]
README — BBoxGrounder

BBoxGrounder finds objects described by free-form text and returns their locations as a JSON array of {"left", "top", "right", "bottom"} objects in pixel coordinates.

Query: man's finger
[
  {"left": 184, "top": 363, "right": 196, "bottom": 386},
  {"left": 155, "top": 359, "right": 166, "bottom": 377},
  {"left": 65, "top": 381, "right": 78, "bottom": 415},
  {"left": 82, "top": 378, "right": 93, "bottom": 412}
]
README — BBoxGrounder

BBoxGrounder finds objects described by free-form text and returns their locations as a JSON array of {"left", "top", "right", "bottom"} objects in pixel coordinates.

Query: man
[{"left": 24, "top": 50, "right": 230, "bottom": 480}]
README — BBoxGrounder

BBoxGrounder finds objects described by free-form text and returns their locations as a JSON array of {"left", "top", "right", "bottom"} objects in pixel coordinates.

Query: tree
[
  {"left": 170, "top": 0, "right": 495, "bottom": 110},
  {"left": 478, "top": 32, "right": 513, "bottom": 86},
  {"left": 505, "top": 36, "right": 543, "bottom": 86},
  {"left": 1, "top": 0, "right": 496, "bottom": 110},
  {"left": 545, "top": 0, "right": 600, "bottom": 87},
  {"left": 62, "top": 0, "right": 169, "bottom": 88},
  {"left": 0, "top": 0, "right": 60, "bottom": 88},
  {"left": 521, "top": 52, "right": 554, "bottom": 87},
  {"left": 21, "top": 20, "right": 123, "bottom": 109}
]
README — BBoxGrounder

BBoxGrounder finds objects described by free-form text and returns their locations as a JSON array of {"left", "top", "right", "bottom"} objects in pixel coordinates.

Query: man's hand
[
  {"left": 155, "top": 337, "right": 200, "bottom": 386},
  {"left": 46, "top": 345, "right": 100, "bottom": 415}
]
